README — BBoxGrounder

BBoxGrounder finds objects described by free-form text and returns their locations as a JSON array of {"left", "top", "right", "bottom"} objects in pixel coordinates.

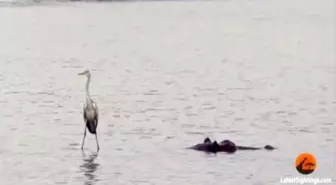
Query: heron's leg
[
  {"left": 81, "top": 126, "right": 87, "bottom": 150},
  {"left": 95, "top": 133, "right": 100, "bottom": 151}
]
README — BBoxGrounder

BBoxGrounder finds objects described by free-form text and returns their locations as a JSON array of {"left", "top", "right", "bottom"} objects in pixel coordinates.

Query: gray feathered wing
[{"left": 83, "top": 99, "right": 99, "bottom": 134}]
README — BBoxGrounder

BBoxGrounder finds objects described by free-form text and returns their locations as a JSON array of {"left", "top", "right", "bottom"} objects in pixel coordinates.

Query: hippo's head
[
  {"left": 218, "top": 139, "right": 237, "bottom": 153},
  {"left": 220, "top": 140, "right": 235, "bottom": 146}
]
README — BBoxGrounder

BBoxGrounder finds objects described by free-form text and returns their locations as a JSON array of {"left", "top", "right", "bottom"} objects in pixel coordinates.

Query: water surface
[{"left": 0, "top": 0, "right": 334, "bottom": 184}]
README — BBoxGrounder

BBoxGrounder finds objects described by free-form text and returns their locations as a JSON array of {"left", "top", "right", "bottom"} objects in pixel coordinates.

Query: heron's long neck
[{"left": 85, "top": 76, "right": 93, "bottom": 109}]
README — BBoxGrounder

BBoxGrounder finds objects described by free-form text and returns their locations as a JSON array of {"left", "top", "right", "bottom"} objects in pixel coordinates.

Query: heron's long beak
[{"left": 78, "top": 72, "right": 85, "bottom": 75}]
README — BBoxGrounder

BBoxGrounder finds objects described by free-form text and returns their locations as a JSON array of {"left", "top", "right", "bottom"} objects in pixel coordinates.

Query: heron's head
[{"left": 78, "top": 69, "right": 91, "bottom": 78}]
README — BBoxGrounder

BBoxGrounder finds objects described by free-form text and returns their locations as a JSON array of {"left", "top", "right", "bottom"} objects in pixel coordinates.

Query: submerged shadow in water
[{"left": 80, "top": 151, "right": 100, "bottom": 185}]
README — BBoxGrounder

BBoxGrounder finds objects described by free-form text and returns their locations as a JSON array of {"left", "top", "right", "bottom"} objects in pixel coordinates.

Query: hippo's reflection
[{"left": 80, "top": 151, "right": 100, "bottom": 185}]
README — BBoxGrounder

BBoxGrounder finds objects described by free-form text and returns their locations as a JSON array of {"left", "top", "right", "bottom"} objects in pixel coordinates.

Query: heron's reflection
[{"left": 80, "top": 151, "right": 100, "bottom": 185}]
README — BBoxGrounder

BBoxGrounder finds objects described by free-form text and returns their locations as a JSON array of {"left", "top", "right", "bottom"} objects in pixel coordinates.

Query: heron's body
[
  {"left": 84, "top": 101, "right": 98, "bottom": 134},
  {"left": 79, "top": 69, "right": 100, "bottom": 151}
]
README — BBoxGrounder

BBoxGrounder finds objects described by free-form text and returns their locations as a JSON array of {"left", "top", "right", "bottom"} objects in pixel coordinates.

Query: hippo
[{"left": 188, "top": 137, "right": 276, "bottom": 153}]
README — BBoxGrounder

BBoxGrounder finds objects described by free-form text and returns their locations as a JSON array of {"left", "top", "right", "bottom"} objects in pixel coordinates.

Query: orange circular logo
[{"left": 295, "top": 153, "right": 317, "bottom": 175}]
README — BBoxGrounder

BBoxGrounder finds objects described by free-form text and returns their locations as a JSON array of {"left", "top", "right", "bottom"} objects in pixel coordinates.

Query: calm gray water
[{"left": 0, "top": 0, "right": 334, "bottom": 184}]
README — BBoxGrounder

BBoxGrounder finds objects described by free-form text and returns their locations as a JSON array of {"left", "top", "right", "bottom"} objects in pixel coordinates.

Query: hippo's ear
[
  {"left": 213, "top": 141, "right": 220, "bottom": 147},
  {"left": 204, "top": 137, "right": 211, "bottom": 143}
]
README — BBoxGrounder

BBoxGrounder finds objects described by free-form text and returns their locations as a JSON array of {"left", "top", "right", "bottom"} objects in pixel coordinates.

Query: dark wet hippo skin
[
  {"left": 188, "top": 137, "right": 276, "bottom": 153},
  {"left": 189, "top": 138, "right": 220, "bottom": 153}
]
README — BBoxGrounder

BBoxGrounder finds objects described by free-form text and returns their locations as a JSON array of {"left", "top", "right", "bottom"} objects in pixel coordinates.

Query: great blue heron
[{"left": 78, "top": 69, "right": 99, "bottom": 151}]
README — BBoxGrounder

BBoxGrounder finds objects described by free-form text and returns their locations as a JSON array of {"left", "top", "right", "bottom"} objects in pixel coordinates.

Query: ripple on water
[
  {"left": 79, "top": 152, "right": 100, "bottom": 185},
  {"left": 298, "top": 127, "right": 314, "bottom": 133}
]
